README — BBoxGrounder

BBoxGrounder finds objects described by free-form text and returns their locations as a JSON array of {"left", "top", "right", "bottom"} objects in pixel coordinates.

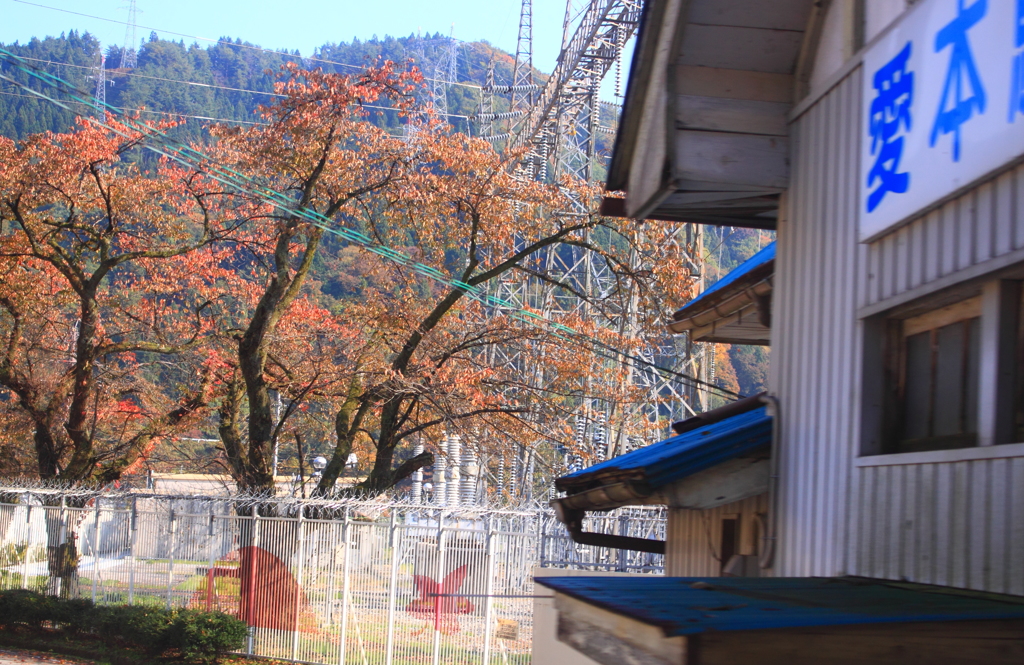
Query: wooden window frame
[
  {"left": 864, "top": 280, "right": 1022, "bottom": 457},
  {"left": 884, "top": 297, "right": 981, "bottom": 453}
]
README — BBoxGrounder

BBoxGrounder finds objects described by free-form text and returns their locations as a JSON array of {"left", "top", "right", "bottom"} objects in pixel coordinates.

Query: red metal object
[
  {"left": 405, "top": 565, "right": 474, "bottom": 634},
  {"left": 191, "top": 546, "right": 314, "bottom": 632}
]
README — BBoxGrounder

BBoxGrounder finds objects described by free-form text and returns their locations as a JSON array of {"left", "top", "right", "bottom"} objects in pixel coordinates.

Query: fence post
[
  {"left": 206, "top": 509, "right": 217, "bottom": 611},
  {"left": 21, "top": 503, "right": 31, "bottom": 590},
  {"left": 481, "top": 515, "right": 496, "bottom": 665},
  {"left": 338, "top": 507, "right": 350, "bottom": 665},
  {"left": 91, "top": 499, "right": 101, "bottom": 603},
  {"left": 291, "top": 509, "right": 306, "bottom": 661},
  {"left": 165, "top": 509, "right": 177, "bottom": 610},
  {"left": 431, "top": 512, "right": 446, "bottom": 665},
  {"left": 246, "top": 512, "right": 260, "bottom": 656},
  {"left": 128, "top": 497, "right": 137, "bottom": 604},
  {"left": 384, "top": 509, "right": 399, "bottom": 665}
]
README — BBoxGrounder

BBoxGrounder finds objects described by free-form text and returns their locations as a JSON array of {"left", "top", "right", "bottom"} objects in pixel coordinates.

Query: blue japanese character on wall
[
  {"left": 1009, "top": 0, "right": 1024, "bottom": 121},
  {"left": 930, "top": 0, "right": 987, "bottom": 161},
  {"left": 867, "top": 43, "right": 914, "bottom": 213}
]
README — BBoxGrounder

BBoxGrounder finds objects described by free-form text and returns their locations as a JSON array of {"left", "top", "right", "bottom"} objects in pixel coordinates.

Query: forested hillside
[{"left": 0, "top": 29, "right": 529, "bottom": 141}]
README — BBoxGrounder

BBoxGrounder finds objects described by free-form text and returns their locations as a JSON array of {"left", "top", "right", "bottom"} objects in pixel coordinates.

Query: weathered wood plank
[
  {"left": 687, "top": 0, "right": 812, "bottom": 32},
  {"left": 694, "top": 620, "right": 1024, "bottom": 665},
  {"left": 676, "top": 94, "right": 789, "bottom": 136},
  {"left": 554, "top": 594, "right": 687, "bottom": 665},
  {"left": 674, "top": 65, "right": 794, "bottom": 103},
  {"left": 677, "top": 25, "right": 804, "bottom": 74},
  {"left": 673, "top": 130, "right": 789, "bottom": 189}
]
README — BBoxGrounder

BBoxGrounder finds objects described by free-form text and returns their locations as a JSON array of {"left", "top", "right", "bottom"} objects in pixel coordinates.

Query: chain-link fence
[{"left": 0, "top": 487, "right": 664, "bottom": 664}]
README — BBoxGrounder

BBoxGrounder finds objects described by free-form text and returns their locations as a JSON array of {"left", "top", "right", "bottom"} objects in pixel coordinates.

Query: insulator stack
[
  {"left": 446, "top": 435, "right": 461, "bottom": 507},
  {"left": 434, "top": 443, "right": 447, "bottom": 506},
  {"left": 460, "top": 446, "right": 478, "bottom": 505},
  {"left": 410, "top": 444, "right": 424, "bottom": 504}
]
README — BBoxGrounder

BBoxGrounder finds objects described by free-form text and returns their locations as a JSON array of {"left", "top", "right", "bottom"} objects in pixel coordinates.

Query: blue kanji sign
[
  {"left": 867, "top": 43, "right": 914, "bottom": 213},
  {"left": 861, "top": 0, "right": 1024, "bottom": 240}
]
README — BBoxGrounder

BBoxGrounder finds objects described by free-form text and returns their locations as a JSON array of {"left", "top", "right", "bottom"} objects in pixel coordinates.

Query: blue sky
[{"left": 2, "top": 0, "right": 633, "bottom": 100}]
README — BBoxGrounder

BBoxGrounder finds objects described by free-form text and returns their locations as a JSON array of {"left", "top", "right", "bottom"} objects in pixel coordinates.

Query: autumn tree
[
  {"left": 0, "top": 117, "right": 241, "bottom": 594},
  {"left": 198, "top": 62, "right": 699, "bottom": 499},
  {"left": 205, "top": 62, "right": 422, "bottom": 495}
]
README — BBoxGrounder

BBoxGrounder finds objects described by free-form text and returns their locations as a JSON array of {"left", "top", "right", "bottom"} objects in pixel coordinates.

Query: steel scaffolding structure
[
  {"left": 474, "top": 0, "right": 710, "bottom": 500},
  {"left": 118, "top": 0, "right": 139, "bottom": 69}
]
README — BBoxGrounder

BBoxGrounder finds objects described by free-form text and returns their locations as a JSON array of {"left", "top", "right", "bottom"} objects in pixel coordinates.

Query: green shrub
[
  {"left": 167, "top": 609, "right": 247, "bottom": 664},
  {"left": 50, "top": 597, "right": 94, "bottom": 632},
  {"left": 0, "top": 589, "right": 60, "bottom": 628},
  {"left": 91, "top": 604, "right": 175, "bottom": 650},
  {"left": 0, "top": 589, "right": 247, "bottom": 663}
]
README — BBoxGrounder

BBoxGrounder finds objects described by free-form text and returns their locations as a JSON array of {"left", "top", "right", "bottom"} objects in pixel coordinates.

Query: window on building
[
  {"left": 889, "top": 298, "right": 981, "bottom": 452},
  {"left": 865, "top": 280, "right": 1023, "bottom": 456}
]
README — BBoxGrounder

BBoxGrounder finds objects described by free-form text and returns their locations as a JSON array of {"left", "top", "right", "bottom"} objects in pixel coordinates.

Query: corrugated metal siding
[
  {"left": 665, "top": 494, "right": 767, "bottom": 576},
  {"left": 856, "top": 459, "right": 1024, "bottom": 595},
  {"left": 771, "top": 68, "right": 864, "bottom": 578},
  {"left": 776, "top": 64, "right": 1024, "bottom": 591},
  {"left": 863, "top": 166, "right": 1024, "bottom": 308}
]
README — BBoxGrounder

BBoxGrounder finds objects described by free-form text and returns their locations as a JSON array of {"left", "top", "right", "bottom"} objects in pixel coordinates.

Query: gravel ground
[{"left": 0, "top": 648, "right": 93, "bottom": 664}]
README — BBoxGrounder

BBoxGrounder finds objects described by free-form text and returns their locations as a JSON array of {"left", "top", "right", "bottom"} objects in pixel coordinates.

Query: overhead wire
[
  {"left": 0, "top": 47, "right": 741, "bottom": 400},
  {"left": 10, "top": 54, "right": 473, "bottom": 120},
  {"left": 11, "top": 0, "right": 485, "bottom": 91}
]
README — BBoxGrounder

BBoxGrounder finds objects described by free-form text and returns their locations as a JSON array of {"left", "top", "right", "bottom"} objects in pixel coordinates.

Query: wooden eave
[
  {"left": 669, "top": 259, "right": 773, "bottom": 345},
  {"left": 605, "top": 0, "right": 818, "bottom": 229}
]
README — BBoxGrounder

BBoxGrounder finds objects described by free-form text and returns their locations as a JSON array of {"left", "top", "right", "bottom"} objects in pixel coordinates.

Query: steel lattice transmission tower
[
  {"left": 118, "top": 0, "right": 139, "bottom": 69},
  {"left": 92, "top": 55, "right": 107, "bottom": 109},
  {"left": 477, "top": 0, "right": 709, "bottom": 500},
  {"left": 431, "top": 30, "right": 459, "bottom": 124}
]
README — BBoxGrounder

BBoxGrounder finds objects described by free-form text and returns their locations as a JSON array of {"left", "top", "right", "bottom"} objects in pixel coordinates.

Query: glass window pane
[
  {"left": 934, "top": 321, "right": 966, "bottom": 436},
  {"left": 903, "top": 330, "right": 932, "bottom": 441},
  {"left": 963, "top": 316, "right": 980, "bottom": 435}
]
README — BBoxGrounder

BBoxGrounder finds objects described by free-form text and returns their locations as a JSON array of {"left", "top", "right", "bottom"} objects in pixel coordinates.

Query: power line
[
  {"left": 0, "top": 89, "right": 266, "bottom": 125},
  {"left": 7, "top": 55, "right": 472, "bottom": 120},
  {"left": 0, "top": 47, "right": 740, "bottom": 400},
  {"left": 11, "top": 0, "right": 486, "bottom": 91}
]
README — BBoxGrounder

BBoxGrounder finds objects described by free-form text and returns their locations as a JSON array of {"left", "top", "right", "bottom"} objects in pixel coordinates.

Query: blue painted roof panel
[
  {"left": 681, "top": 241, "right": 775, "bottom": 311},
  {"left": 559, "top": 406, "right": 772, "bottom": 489},
  {"left": 535, "top": 576, "right": 1024, "bottom": 636}
]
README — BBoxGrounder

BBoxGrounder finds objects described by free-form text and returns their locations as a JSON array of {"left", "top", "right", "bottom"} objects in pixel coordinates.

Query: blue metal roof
[
  {"left": 557, "top": 406, "right": 771, "bottom": 491},
  {"left": 682, "top": 241, "right": 775, "bottom": 312},
  {"left": 535, "top": 576, "right": 1024, "bottom": 636}
]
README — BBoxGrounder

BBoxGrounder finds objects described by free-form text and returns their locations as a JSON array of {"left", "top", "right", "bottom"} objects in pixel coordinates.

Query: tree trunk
[{"left": 43, "top": 501, "right": 84, "bottom": 598}]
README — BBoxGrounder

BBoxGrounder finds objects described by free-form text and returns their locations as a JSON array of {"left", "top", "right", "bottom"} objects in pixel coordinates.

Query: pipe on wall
[{"left": 758, "top": 394, "right": 781, "bottom": 569}]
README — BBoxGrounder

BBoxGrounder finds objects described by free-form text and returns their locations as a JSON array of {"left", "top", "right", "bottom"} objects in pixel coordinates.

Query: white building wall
[
  {"left": 777, "top": 35, "right": 1024, "bottom": 591},
  {"left": 771, "top": 66, "right": 864, "bottom": 578}
]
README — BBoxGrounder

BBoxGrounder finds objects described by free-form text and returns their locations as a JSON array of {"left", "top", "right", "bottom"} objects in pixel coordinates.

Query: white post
[
  {"left": 384, "top": 511, "right": 399, "bottom": 665},
  {"left": 21, "top": 504, "right": 31, "bottom": 590},
  {"left": 481, "top": 516, "right": 496, "bottom": 665},
  {"left": 338, "top": 508, "right": 351, "bottom": 665},
  {"left": 247, "top": 514, "right": 260, "bottom": 655},
  {"left": 165, "top": 509, "right": 177, "bottom": 610},
  {"left": 127, "top": 498, "right": 137, "bottom": 604},
  {"left": 431, "top": 513, "right": 447, "bottom": 665},
  {"left": 291, "top": 511, "right": 306, "bottom": 661},
  {"left": 91, "top": 500, "right": 100, "bottom": 603},
  {"left": 205, "top": 509, "right": 216, "bottom": 611}
]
